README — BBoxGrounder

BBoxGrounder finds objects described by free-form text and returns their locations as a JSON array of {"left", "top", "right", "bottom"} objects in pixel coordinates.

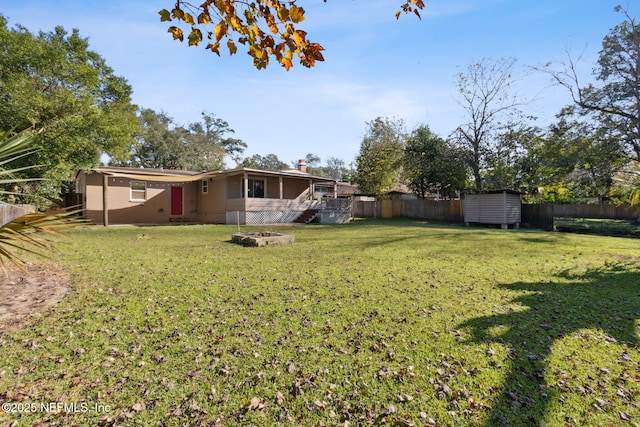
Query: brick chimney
[{"left": 297, "top": 159, "right": 307, "bottom": 172}]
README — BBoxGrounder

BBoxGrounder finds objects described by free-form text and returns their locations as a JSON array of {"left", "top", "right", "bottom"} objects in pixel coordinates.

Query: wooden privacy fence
[
  {"left": 521, "top": 204, "right": 554, "bottom": 230},
  {"left": 522, "top": 203, "right": 640, "bottom": 230},
  {"left": 0, "top": 203, "right": 36, "bottom": 226},
  {"left": 549, "top": 203, "right": 640, "bottom": 220},
  {"left": 353, "top": 199, "right": 464, "bottom": 222},
  {"left": 354, "top": 199, "right": 639, "bottom": 229}
]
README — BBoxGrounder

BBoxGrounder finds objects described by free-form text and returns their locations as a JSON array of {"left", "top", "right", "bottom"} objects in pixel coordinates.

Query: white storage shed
[{"left": 464, "top": 190, "right": 521, "bottom": 229}]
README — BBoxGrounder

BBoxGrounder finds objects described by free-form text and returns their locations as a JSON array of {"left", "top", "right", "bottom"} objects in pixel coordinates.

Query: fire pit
[{"left": 231, "top": 231, "right": 295, "bottom": 247}]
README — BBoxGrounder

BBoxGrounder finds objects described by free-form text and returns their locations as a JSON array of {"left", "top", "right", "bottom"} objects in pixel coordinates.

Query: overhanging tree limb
[
  {"left": 543, "top": 6, "right": 640, "bottom": 164},
  {"left": 160, "top": 0, "right": 425, "bottom": 70}
]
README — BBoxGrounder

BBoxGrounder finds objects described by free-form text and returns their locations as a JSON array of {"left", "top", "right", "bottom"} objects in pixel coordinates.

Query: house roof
[
  {"left": 95, "top": 166, "right": 199, "bottom": 176},
  {"left": 85, "top": 166, "right": 202, "bottom": 182},
  {"left": 215, "top": 167, "right": 337, "bottom": 182},
  {"left": 85, "top": 166, "right": 338, "bottom": 183}
]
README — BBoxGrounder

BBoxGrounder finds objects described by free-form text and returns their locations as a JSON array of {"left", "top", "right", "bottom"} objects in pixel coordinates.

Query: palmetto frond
[
  {"left": 0, "top": 208, "right": 84, "bottom": 274},
  {"left": 0, "top": 128, "right": 39, "bottom": 158},
  {"left": 0, "top": 129, "right": 43, "bottom": 195},
  {"left": 0, "top": 129, "right": 84, "bottom": 276}
]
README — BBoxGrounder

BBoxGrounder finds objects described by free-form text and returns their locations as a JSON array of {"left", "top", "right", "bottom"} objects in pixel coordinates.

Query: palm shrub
[{"left": 0, "top": 128, "right": 82, "bottom": 274}]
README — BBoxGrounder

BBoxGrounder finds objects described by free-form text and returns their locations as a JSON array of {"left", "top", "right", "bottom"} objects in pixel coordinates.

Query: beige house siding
[
  {"left": 264, "top": 175, "right": 280, "bottom": 198},
  {"left": 283, "top": 177, "right": 311, "bottom": 199},
  {"left": 225, "top": 172, "right": 312, "bottom": 201},
  {"left": 82, "top": 172, "right": 101, "bottom": 224},
  {"left": 226, "top": 174, "right": 242, "bottom": 199},
  {"left": 78, "top": 167, "right": 340, "bottom": 226},
  {"left": 81, "top": 172, "right": 197, "bottom": 225},
  {"left": 197, "top": 176, "right": 227, "bottom": 223}
]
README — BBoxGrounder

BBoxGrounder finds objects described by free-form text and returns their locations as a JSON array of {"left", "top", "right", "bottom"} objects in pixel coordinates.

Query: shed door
[{"left": 171, "top": 186, "right": 183, "bottom": 215}]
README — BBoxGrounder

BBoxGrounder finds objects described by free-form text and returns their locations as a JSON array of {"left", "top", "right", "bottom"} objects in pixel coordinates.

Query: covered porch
[{"left": 219, "top": 168, "right": 338, "bottom": 225}]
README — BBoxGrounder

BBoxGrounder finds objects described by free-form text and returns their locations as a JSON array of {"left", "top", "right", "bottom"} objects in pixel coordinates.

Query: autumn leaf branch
[{"left": 160, "top": 0, "right": 424, "bottom": 70}]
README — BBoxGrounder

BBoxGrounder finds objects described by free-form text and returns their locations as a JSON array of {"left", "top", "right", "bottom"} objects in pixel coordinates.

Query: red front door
[{"left": 171, "top": 186, "right": 183, "bottom": 216}]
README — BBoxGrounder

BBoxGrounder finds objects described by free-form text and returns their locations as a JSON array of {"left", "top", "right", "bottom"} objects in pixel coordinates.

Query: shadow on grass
[{"left": 459, "top": 262, "right": 639, "bottom": 425}]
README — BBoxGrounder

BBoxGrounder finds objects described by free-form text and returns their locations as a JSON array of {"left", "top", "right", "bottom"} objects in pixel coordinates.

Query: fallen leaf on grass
[
  {"left": 248, "top": 396, "right": 264, "bottom": 410},
  {"left": 131, "top": 402, "right": 145, "bottom": 412},
  {"left": 189, "top": 399, "right": 200, "bottom": 411},
  {"left": 619, "top": 411, "right": 632, "bottom": 421},
  {"left": 314, "top": 399, "right": 326, "bottom": 410},
  {"left": 397, "top": 393, "right": 414, "bottom": 402},
  {"left": 594, "top": 397, "right": 608, "bottom": 408},
  {"left": 287, "top": 361, "right": 297, "bottom": 374}
]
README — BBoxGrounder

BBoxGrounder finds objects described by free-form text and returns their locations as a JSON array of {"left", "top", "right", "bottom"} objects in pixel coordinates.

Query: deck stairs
[
  {"left": 294, "top": 209, "right": 319, "bottom": 224},
  {"left": 169, "top": 216, "right": 189, "bottom": 223}
]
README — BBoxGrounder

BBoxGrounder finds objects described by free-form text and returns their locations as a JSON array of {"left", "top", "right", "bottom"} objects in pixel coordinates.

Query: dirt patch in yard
[{"left": 0, "top": 263, "right": 69, "bottom": 335}]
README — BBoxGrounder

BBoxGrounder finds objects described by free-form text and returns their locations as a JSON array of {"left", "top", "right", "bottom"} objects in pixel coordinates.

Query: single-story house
[{"left": 75, "top": 161, "right": 347, "bottom": 225}]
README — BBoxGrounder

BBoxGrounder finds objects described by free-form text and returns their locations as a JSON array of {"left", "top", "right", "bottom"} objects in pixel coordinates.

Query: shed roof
[{"left": 463, "top": 189, "right": 524, "bottom": 196}]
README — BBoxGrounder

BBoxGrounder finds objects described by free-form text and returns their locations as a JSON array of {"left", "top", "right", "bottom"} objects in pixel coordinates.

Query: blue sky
[{"left": 0, "top": 1, "right": 634, "bottom": 167}]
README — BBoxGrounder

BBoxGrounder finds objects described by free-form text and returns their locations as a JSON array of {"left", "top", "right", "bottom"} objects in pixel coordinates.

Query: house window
[
  {"left": 202, "top": 179, "right": 208, "bottom": 194},
  {"left": 130, "top": 181, "right": 146, "bottom": 201},
  {"left": 244, "top": 178, "right": 265, "bottom": 198}
]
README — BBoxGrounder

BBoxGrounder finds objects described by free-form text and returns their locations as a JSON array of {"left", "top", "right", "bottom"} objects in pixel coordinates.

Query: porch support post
[
  {"left": 308, "top": 179, "right": 313, "bottom": 200},
  {"left": 102, "top": 174, "right": 109, "bottom": 227},
  {"left": 243, "top": 172, "right": 249, "bottom": 213},
  {"left": 279, "top": 176, "right": 283, "bottom": 199}
]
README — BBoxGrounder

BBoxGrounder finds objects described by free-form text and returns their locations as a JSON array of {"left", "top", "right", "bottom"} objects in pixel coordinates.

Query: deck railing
[
  {"left": 236, "top": 198, "right": 320, "bottom": 211},
  {"left": 321, "top": 197, "right": 351, "bottom": 213}
]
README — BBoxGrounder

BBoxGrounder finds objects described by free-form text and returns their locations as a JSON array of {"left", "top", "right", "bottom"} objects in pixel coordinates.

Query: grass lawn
[{"left": 1, "top": 219, "right": 639, "bottom": 426}]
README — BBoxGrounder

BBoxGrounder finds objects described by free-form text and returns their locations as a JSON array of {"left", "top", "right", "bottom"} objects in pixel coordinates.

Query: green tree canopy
[
  {"left": 403, "top": 126, "right": 468, "bottom": 199},
  {"left": 482, "top": 124, "right": 546, "bottom": 193},
  {"left": 355, "top": 117, "right": 406, "bottom": 196},
  {"left": 184, "top": 112, "right": 247, "bottom": 170},
  {"left": 294, "top": 153, "right": 324, "bottom": 176},
  {"left": 303, "top": 153, "right": 321, "bottom": 167},
  {"left": 287, "top": 154, "right": 349, "bottom": 179},
  {"left": 237, "top": 153, "right": 288, "bottom": 170},
  {"left": 609, "top": 162, "right": 640, "bottom": 205},
  {"left": 0, "top": 16, "right": 138, "bottom": 203},
  {"left": 116, "top": 109, "right": 246, "bottom": 171},
  {"left": 322, "top": 157, "right": 349, "bottom": 180},
  {"left": 549, "top": 6, "right": 640, "bottom": 165},
  {"left": 544, "top": 114, "right": 626, "bottom": 202},
  {"left": 453, "top": 57, "right": 523, "bottom": 191}
]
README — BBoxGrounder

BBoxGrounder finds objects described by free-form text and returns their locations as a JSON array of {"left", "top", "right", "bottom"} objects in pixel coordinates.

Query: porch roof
[
  {"left": 84, "top": 166, "right": 338, "bottom": 184},
  {"left": 203, "top": 167, "right": 338, "bottom": 183}
]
